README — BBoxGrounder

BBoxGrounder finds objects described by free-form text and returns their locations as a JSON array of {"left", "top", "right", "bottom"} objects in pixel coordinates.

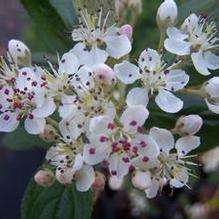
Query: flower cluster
[{"left": 0, "top": 0, "right": 218, "bottom": 198}]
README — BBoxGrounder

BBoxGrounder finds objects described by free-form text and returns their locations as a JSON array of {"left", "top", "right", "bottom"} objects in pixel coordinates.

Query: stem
[
  {"left": 158, "top": 28, "right": 166, "bottom": 53},
  {"left": 46, "top": 117, "right": 59, "bottom": 129},
  {"left": 180, "top": 88, "right": 203, "bottom": 97}
]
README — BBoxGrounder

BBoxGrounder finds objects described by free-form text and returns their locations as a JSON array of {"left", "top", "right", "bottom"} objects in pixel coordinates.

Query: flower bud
[
  {"left": 115, "top": 0, "right": 142, "bottom": 16},
  {"left": 8, "top": 39, "right": 31, "bottom": 66},
  {"left": 93, "top": 64, "right": 116, "bottom": 86},
  {"left": 108, "top": 176, "right": 123, "bottom": 190},
  {"left": 92, "top": 171, "right": 106, "bottom": 191},
  {"left": 120, "top": 24, "right": 133, "bottom": 41},
  {"left": 131, "top": 171, "right": 151, "bottom": 190},
  {"left": 34, "top": 169, "right": 55, "bottom": 187},
  {"left": 156, "top": 0, "right": 178, "bottom": 28},
  {"left": 202, "top": 77, "right": 219, "bottom": 114},
  {"left": 39, "top": 124, "right": 58, "bottom": 142},
  {"left": 175, "top": 115, "right": 203, "bottom": 136}
]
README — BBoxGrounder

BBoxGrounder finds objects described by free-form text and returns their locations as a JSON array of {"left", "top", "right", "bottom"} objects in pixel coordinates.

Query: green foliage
[
  {"left": 21, "top": 0, "right": 77, "bottom": 63},
  {"left": 21, "top": 179, "right": 94, "bottom": 219},
  {"left": 2, "top": 127, "right": 49, "bottom": 150}
]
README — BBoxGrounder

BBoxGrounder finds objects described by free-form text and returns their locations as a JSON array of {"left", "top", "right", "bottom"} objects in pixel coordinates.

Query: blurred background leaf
[
  {"left": 1, "top": 127, "right": 49, "bottom": 150},
  {"left": 21, "top": 179, "right": 93, "bottom": 219}
]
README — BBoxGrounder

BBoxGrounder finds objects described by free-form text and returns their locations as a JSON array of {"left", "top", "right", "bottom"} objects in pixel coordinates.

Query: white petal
[
  {"left": 132, "top": 171, "right": 151, "bottom": 190},
  {"left": 165, "top": 69, "right": 189, "bottom": 91},
  {"left": 83, "top": 142, "right": 110, "bottom": 165},
  {"left": 176, "top": 136, "right": 200, "bottom": 157},
  {"left": 204, "top": 51, "right": 219, "bottom": 70},
  {"left": 76, "top": 165, "right": 95, "bottom": 192},
  {"left": 149, "top": 127, "right": 174, "bottom": 154},
  {"left": 104, "top": 101, "right": 116, "bottom": 119},
  {"left": 24, "top": 117, "right": 46, "bottom": 134},
  {"left": 58, "top": 52, "right": 80, "bottom": 75},
  {"left": 70, "top": 66, "right": 95, "bottom": 94},
  {"left": 164, "top": 38, "right": 191, "bottom": 56},
  {"left": 170, "top": 178, "right": 184, "bottom": 188},
  {"left": 58, "top": 94, "right": 78, "bottom": 118},
  {"left": 89, "top": 115, "right": 114, "bottom": 136},
  {"left": 126, "top": 88, "right": 149, "bottom": 107},
  {"left": 105, "top": 35, "right": 131, "bottom": 59},
  {"left": 71, "top": 43, "right": 108, "bottom": 67},
  {"left": 16, "top": 67, "right": 38, "bottom": 91},
  {"left": 191, "top": 51, "right": 211, "bottom": 75},
  {"left": 8, "top": 39, "right": 31, "bottom": 66},
  {"left": 166, "top": 27, "right": 188, "bottom": 40},
  {"left": 32, "top": 98, "right": 56, "bottom": 118},
  {"left": 155, "top": 90, "right": 183, "bottom": 113},
  {"left": 108, "top": 176, "right": 123, "bottom": 190},
  {"left": 72, "top": 154, "right": 84, "bottom": 173},
  {"left": 120, "top": 106, "right": 149, "bottom": 132},
  {"left": 108, "top": 153, "right": 130, "bottom": 178},
  {"left": 205, "top": 99, "right": 219, "bottom": 114},
  {"left": 133, "top": 134, "right": 160, "bottom": 159},
  {"left": 0, "top": 112, "right": 19, "bottom": 132},
  {"left": 114, "top": 61, "right": 141, "bottom": 84},
  {"left": 145, "top": 179, "right": 160, "bottom": 199},
  {"left": 138, "top": 48, "right": 161, "bottom": 71},
  {"left": 59, "top": 111, "right": 85, "bottom": 141},
  {"left": 0, "top": 86, "right": 13, "bottom": 111},
  {"left": 181, "top": 13, "right": 199, "bottom": 32}
]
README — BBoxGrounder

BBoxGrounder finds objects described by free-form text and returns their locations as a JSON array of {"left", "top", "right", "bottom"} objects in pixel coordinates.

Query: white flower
[
  {"left": 46, "top": 139, "right": 95, "bottom": 191},
  {"left": 156, "top": 0, "right": 178, "bottom": 28},
  {"left": 71, "top": 8, "right": 131, "bottom": 66},
  {"left": 45, "top": 51, "right": 80, "bottom": 97},
  {"left": 203, "top": 77, "right": 219, "bottom": 113},
  {"left": 83, "top": 106, "right": 160, "bottom": 182},
  {"left": 58, "top": 64, "right": 117, "bottom": 137},
  {"left": 149, "top": 127, "right": 200, "bottom": 188},
  {"left": 115, "top": 48, "right": 189, "bottom": 113},
  {"left": 0, "top": 67, "right": 56, "bottom": 134},
  {"left": 165, "top": 14, "right": 219, "bottom": 75},
  {"left": 175, "top": 114, "right": 203, "bottom": 136},
  {"left": 8, "top": 39, "right": 31, "bottom": 66}
]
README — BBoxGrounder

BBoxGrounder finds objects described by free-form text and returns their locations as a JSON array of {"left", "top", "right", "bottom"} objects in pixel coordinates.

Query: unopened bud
[
  {"left": 93, "top": 64, "right": 116, "bottom": 86},
  {"left": 108, "top": 176, "right": 123, "bottom": 190},
  {"left": 8, "top": 39, "right": 31, "bottom": 66},
  {"left": 175, "top": 115, "right": 203, "bottom": 136},
  {"left": 34, "top": 169, "right": 55, "bottom": 187},
  {"left": 132, "top": 170, "right": 151, "bottom": 190},
  {"left": 156, "top": 0, "right": 178, "bottom": 29},
  {"left": 92, "top": 171, "right": 106, "bottom": 191},
  {"left": 120, "top": 24, "right": 133, "bottom": 41},
  {"left": 40, "top": 124, "right": 58, "bottom": 142},
  {"left": 115, "top": 0, "right": 142, "bottom": 16}
]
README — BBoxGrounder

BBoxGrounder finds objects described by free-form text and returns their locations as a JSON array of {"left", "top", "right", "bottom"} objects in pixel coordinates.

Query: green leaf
[
  {"left": 21, "top": 0, "right": 72, "bottom": 54},
  {"left": 49, "top": 0, "right": 77, "bottom": 28},
  {"left": 178, "top": 0, "right": 216, "bottom": 22},
  {"left": 2, "top": 127, "right": 48, "bottom": 150},
  {"left": 21, "top": 179, "right": 94, "bottom": 219}
]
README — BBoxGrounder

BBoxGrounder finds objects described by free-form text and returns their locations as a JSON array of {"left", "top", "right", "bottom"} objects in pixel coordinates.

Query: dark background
[{"left": 0, "top": 1, "right": 219, "bottom": 219}]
